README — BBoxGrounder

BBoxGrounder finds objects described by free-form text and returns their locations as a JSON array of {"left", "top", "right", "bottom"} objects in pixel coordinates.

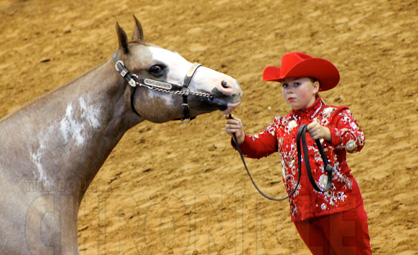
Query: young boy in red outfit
[{"left": 225, "top": 52, "right": 371, "bottom": 255}]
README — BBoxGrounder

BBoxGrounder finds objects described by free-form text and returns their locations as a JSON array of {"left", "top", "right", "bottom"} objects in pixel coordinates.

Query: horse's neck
[{"left": 0, "top": 59, "right": 141, "bottom": 203}]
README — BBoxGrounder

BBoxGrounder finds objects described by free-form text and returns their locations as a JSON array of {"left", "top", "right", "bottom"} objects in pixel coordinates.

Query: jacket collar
[{"left": 292, "top": 96, "right": 324, "bottom": 121}]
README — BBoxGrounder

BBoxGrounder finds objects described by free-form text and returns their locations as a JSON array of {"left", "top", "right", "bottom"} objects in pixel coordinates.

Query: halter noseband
[{"left": 113, "top": 53, "right": 212, "bottom": 123}]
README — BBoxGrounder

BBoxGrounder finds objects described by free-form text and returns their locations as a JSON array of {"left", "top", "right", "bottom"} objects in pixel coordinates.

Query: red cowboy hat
[{"left": 262, "top": 52, "right": 340, "bottom": 91}]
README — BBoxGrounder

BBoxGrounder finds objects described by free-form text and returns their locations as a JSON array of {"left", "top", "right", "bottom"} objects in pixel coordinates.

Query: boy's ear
[{"left": 313, "top": 81, "right": 320, "bottom": 94}]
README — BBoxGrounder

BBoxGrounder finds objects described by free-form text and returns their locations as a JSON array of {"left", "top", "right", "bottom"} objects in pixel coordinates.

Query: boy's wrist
[
  {"left": 324, "top": 127, "right": 332, "bottom": 143},
  {"left": 236, "top": 132, "right": 246, "bottom": 144}
]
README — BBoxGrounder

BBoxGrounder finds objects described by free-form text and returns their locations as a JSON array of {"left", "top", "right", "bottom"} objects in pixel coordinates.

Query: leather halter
[
  {"left": 113, "top": 53, "right": 211, "bottom": 123},
  {"left": 231, "top": 118, "right": 334, "bottom": 201}
]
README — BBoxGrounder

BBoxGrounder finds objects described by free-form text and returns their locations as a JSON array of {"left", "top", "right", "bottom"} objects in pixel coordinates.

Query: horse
[{"left": 0, "top": 16, "right": 242, "bottom": 254}]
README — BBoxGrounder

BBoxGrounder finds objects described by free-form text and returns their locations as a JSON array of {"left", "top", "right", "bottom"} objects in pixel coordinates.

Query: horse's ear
[
  {"left": 116, "top": 22, "right": 129, "bottom": 54},
  {"left": 132, "top": 15, "right": 144, "bottom": 41}
]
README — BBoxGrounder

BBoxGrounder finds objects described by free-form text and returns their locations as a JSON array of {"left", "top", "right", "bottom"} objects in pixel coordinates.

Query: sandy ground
[{"left": 1, "top": 0, "right": 417, "bottom": 254}]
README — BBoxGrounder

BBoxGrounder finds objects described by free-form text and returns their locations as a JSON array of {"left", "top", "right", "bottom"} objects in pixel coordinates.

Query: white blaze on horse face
[
  {"left": 148, "top": 47, "right": 192, "bottom": 84},
  {"left": 147, "top": 46, "right": 242, "bottom": 114},
  {"left": 146, "top": 47, "right": 193, "bottom": 107},
  {"left": 148, "top": 46, "right": 241, "bottom": 99},
  {"left": 59, "top": 97, "right": 101, "bottom": 146}
]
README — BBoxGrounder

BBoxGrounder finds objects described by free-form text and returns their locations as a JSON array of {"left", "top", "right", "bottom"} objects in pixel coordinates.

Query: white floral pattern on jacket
[{"left": 235, "top": 97, "right": 365, "bottom": 221}]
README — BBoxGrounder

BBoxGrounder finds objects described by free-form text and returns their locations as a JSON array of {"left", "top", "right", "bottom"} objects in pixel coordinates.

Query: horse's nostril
[{"left": 221, "top": 80, "right": 228, "bottom": 88}]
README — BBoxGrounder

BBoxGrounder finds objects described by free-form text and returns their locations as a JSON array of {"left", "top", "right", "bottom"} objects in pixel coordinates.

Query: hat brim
[{"left": 263, "top": 58, "right": 340, "bottom": 91}]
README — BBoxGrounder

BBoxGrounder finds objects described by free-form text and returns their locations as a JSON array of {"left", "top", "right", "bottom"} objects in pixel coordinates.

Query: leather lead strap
[
  {"left": 301, "top": 125, "right": 334, "bottom": 192},
  {"left": 230, "top": 115, "right": 298, "bottom": 201},
  {"left": 231, "top": 118, "right": 334, "bottom": 202}
]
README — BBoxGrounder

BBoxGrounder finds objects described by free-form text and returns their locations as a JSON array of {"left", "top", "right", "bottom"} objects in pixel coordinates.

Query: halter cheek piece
[{"left": 113, "top": 53, "right": 213, "bottom": 123}]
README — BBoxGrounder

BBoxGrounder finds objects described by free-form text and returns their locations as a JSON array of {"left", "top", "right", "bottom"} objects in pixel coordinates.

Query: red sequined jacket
[{"left": 236, "top": 97, "right": 365, "bottom": 221}]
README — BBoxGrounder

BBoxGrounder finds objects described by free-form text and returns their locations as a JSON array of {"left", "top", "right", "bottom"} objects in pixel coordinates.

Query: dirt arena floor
[{"left": 1, "top": 0, "right": 417, "bottom": 254}]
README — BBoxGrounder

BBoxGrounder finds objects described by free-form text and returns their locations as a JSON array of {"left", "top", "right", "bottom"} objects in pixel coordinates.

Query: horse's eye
[{"left": 149, "top": 64, "right": 165, "bottom": 77}]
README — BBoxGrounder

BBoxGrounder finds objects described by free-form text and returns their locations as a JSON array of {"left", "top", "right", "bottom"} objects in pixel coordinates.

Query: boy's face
[{"left": 280, "top": 77, "right": 319, "bottom": 110}]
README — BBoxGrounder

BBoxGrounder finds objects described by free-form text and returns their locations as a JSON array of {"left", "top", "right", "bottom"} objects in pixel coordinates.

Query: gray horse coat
[{"left": 0, "top": 17, "right": 241, "bottom": 254}]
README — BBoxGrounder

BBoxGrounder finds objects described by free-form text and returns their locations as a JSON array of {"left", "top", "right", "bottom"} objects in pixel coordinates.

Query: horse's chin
[
  {"left": 221, "top": 100, "right": 241, "bottom": 115},
  {"left": 186, "top": 96, "right": 241, "bottom": 119}
]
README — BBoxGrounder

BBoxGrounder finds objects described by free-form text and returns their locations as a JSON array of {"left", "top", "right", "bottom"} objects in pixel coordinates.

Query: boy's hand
[
  {"left": 225, "top": 114, "right": 245, "bottom": 144},
  {"left": 307, "top": 121, "right": 331, "bottom": 142}
]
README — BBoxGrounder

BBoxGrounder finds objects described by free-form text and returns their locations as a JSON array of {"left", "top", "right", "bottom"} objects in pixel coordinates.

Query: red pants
[{"left": 294, "top": 204, "right": 371, "bottom": 255}]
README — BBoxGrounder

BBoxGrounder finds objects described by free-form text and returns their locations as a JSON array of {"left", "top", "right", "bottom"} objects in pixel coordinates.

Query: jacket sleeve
[
  {"left": 328, "top": 106, "right": 365, "bottom": 153},
  {"left": 231, "top": 122, "right": 278, "bottom": 159}
]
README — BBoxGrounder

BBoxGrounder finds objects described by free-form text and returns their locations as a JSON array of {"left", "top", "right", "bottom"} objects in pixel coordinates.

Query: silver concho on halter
[{"left": 115, "top": 60, "right": 137, "bottom": 87}]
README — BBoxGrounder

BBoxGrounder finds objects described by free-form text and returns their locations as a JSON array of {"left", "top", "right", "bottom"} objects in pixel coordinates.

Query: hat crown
[{"left": 280, "top": 52, "right": 313, "bottom": 74}]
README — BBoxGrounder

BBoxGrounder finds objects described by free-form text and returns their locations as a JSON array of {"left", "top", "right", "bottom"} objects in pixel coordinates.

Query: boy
[{"left": 225, "top": 52, "right": 371, "bottom": 255}]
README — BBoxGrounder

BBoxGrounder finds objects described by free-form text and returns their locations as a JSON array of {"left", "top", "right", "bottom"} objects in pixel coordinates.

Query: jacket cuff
[{"left": 230, "top": 133, "right": 249, "bottom": 150}]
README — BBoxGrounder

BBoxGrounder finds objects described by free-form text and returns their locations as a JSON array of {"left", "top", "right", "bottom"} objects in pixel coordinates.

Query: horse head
[{"left": 114, "top": 16, "right": 242, "bottom": 123}]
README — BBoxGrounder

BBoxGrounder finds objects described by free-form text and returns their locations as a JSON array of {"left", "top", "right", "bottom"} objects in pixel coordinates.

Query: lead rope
[
  {"left": 229, "top": 115, "right": 334, "bottom": 201},
  {"left": 301, "top": 124, "right": 335, "bottom": 192}
]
